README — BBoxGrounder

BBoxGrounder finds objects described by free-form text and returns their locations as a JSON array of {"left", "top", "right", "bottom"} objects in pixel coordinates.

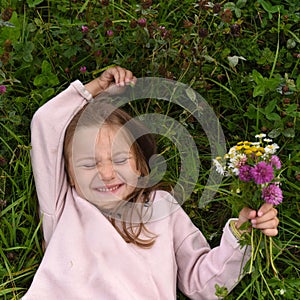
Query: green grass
[{"left": 1, "top": 0, "right": 300, "bottom": 299}]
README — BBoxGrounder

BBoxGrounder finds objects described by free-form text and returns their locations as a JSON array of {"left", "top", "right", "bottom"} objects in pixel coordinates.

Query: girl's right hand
[{"left": 85, "top": 66, "right": 136, "bottom": 97}]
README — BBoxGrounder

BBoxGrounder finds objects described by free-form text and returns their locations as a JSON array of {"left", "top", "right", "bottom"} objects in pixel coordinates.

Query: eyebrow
[
  {"left": 75, "top": 158, "right": 96, "bottom": 163},
  {"left": 112, "top": 151, "right": 132, "bottom": 156}
]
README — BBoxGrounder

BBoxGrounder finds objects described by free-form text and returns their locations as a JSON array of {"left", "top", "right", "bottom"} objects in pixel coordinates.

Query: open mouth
[{"left": 95, "top": 184, "right": 123, "bottom": 193}]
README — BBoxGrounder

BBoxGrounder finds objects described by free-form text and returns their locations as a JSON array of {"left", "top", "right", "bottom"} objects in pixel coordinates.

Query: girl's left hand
[{"left": 236, "top": 203, "right": 279, "bottom": 237}]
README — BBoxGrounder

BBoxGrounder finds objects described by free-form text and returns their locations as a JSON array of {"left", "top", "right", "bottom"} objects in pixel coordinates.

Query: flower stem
[
  {"left": 265, "top": 234, "right": 270, "bottom": 271},
  {"left": 259, "top": 267, "right": 277, "bottom": 300},
  {"left": 253, "top": 230, "right": 262, "bottom": 259},
  {"left": 249, "top": 229, "right": 263, "bottom": 274},
  {"left": 249, "top": 228, "right": 254, "bottom": 273},
  {"left": 269, "top": 237, "right": 278, "bottom": 276}
]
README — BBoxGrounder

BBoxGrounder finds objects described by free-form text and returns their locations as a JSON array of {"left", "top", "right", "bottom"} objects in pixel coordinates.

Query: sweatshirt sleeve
[
  {"left": 30, "top": 80, "right": 93, "bottom": 245},
  {"left": 174, "top": 210, "right": 251, "bottom": 300}
]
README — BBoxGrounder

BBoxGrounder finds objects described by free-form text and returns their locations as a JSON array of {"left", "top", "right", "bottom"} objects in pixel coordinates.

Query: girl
[{"left": 24, "top": 66, "right": 279, "bottom": 300}]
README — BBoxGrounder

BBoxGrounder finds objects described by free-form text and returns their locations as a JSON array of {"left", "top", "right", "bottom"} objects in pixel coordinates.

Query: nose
[{"left": 97, "top": 162, "right": 116, "bottom": 181}]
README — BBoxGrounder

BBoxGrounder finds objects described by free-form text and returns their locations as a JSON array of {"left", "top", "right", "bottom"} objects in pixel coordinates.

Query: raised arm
[{"left": 30, "top": 66, "right": 135, "bottom": 245}]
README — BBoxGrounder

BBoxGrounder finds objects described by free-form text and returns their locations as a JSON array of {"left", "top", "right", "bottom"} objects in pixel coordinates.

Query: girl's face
[{"left": 68, "top": 124, "right": 141, "bottom": 211}]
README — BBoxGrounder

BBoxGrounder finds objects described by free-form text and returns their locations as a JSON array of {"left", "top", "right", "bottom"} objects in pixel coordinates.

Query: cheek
[
  {"left": 75, "top": 169, "right": 97, "bottom": 187},
  {"left": 115, "top": 163, "right": 140, "bottom": 184},
  {"left": 129, "top": 160, "right": 140, "bottom": 176}
]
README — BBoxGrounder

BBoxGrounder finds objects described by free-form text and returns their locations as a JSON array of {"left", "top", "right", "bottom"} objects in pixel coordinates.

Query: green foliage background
[{"left": 0, "top": 0, "right": 299, "bottom": 299}]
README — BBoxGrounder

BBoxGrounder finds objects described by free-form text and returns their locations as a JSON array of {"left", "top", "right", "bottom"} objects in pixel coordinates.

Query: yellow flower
[{"left": 256, "top": 151, "right": 263, "bottom": 156}]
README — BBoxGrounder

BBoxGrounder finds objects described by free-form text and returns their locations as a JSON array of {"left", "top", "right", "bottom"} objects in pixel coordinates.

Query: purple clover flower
[
  {"left": 251, "top": 161, "right": 274, "bottom": 184},
  {"left": 81, "top": 25, "right": 89, "bottom": 33},
  {"left": 157, "top": 25, "right": 172, "bottom": 39},
  {"left": 80, "top": 66, "right": 87, "bottom": 73},
  {"left": 270, "top": 155, "right": 281, "bottom": 170},
  {"left": 137, "top": 18, "right": 147, "bottom": 27},
  {"left": 0, "top": 85, "right": 6, "bottom": 95},
  {"left": 239, "top": 165, "right": 253, "bottom": 182},
  {"left": 106, "top": 29, "right": 114, "bottom": 36},
  {"left": 94, "top": 50, "right": 102, "bottom": 57},
  {"left": 262, "top": 184, "right": 283, "bottom": 205}
]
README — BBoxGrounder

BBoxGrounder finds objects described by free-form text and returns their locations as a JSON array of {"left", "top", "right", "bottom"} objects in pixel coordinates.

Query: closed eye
[
  {"left": 113, "top": 157, "right": 130, "bottom": 165},
  {"left": 76, "top": 158, "right": 96, "bottom": 169},
  {"left": 82, "top": 164, "right": 96, "bottom": 169},
  {"left": 76, "top": 162, "right": 96, "bottom": 169}
]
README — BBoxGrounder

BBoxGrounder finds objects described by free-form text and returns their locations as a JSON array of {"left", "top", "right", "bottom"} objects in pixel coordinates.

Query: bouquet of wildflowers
[{"left": 213, "top": 133, "right": 283, "bottom": 275}]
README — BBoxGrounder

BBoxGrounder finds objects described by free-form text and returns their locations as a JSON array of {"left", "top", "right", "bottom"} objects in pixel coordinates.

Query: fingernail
[{"left": 257, "top": 211, "right": 263, "bottom": 217}]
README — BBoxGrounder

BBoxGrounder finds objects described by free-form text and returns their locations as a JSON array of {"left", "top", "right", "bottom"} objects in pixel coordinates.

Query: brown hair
[{"left": 63, "top": 101, "right": 160, "bottom": 248}]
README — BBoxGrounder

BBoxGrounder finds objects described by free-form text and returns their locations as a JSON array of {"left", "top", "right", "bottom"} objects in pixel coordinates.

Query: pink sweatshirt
[{"left": 23, "top": 81, "right": 250, "bottom": 300}]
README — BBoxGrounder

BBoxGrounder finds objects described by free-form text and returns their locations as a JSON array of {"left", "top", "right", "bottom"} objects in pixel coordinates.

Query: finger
[
  {"left": 236, "top": 207, "right": 256, "bottom": 228},
  {"left": 252, "top": 207, "right": 278, "bottom": 226},
  {"left": 115, "top": 69, "right": 136, "bottom": 87},
  {"left": 118, "top": 68, "right": 136, "bottom": 86},
  {"left": 102, "top": 66, "right": 124, "bottom": 84},
  {"left": 252, "top": 215, "right": 279, "bottom": 228},
  {"left": 239, "top": 207, "right": 256, "bottom": 221},
  {"left": 124, "top": 70, "right": 134, "bottom": 82},
  {"left": 114, "top": 66, "right": 128, "bottom": 86},
  {"left": 260, "top": 227, "right": 278, "bottom": 237},
  {"left": 252, "top": 217, "right": 279, "bottom": 238},
  {"left": 98, "top": 69, "right": 117, "bottom": 88},
  {"left": 257, "top": 203, "right": 274, "bottom": 217},
  {"left": 102, "top": 67, "right": 135, "bottom": 87},
  {"left": 106, "top": 66, "right": 121, "bottom": 85}
]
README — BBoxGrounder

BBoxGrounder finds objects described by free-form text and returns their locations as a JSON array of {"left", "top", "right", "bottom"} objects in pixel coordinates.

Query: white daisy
[{"left": 255, "top": 133, "right": 266, "bottom": 139}]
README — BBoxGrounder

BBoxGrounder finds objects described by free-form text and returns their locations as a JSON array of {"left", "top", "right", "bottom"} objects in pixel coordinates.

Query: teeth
[{"left": 97, "top": 185, "right": 119, "bottom": 192}]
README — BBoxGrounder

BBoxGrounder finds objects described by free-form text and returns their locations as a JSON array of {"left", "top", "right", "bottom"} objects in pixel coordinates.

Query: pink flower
[
  {"left": 106, "top": 29, "right": 114, "bottom": 36},
  {"left": 80, "top": 66, "right": 87, "bottom": 73},
  {"left": 270, "top": 155, "right": 281, "bottom": 170},
  {"left": 137, "top": 18, "right": 147, "bottom": 27},
  {"left": 0, "top": 85, "right": 6, "bottom": 94},
  {"left": 158, "top": 25, "right": 171, "bottom": 39},
  {"left": 94, "top": 50, "right": 102, "bottom": 57},
  {"left": 239, "top": 165, "right": 253, "bottom": 182},
  {"left": 251, "top": 161, "right": 274, "bottom": 184},
  {"left": 81, "top": 25, "right": 89, "bottom": 33},
  {"left": 262, "top": 184, "right": 283, "bottom": 205}
]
